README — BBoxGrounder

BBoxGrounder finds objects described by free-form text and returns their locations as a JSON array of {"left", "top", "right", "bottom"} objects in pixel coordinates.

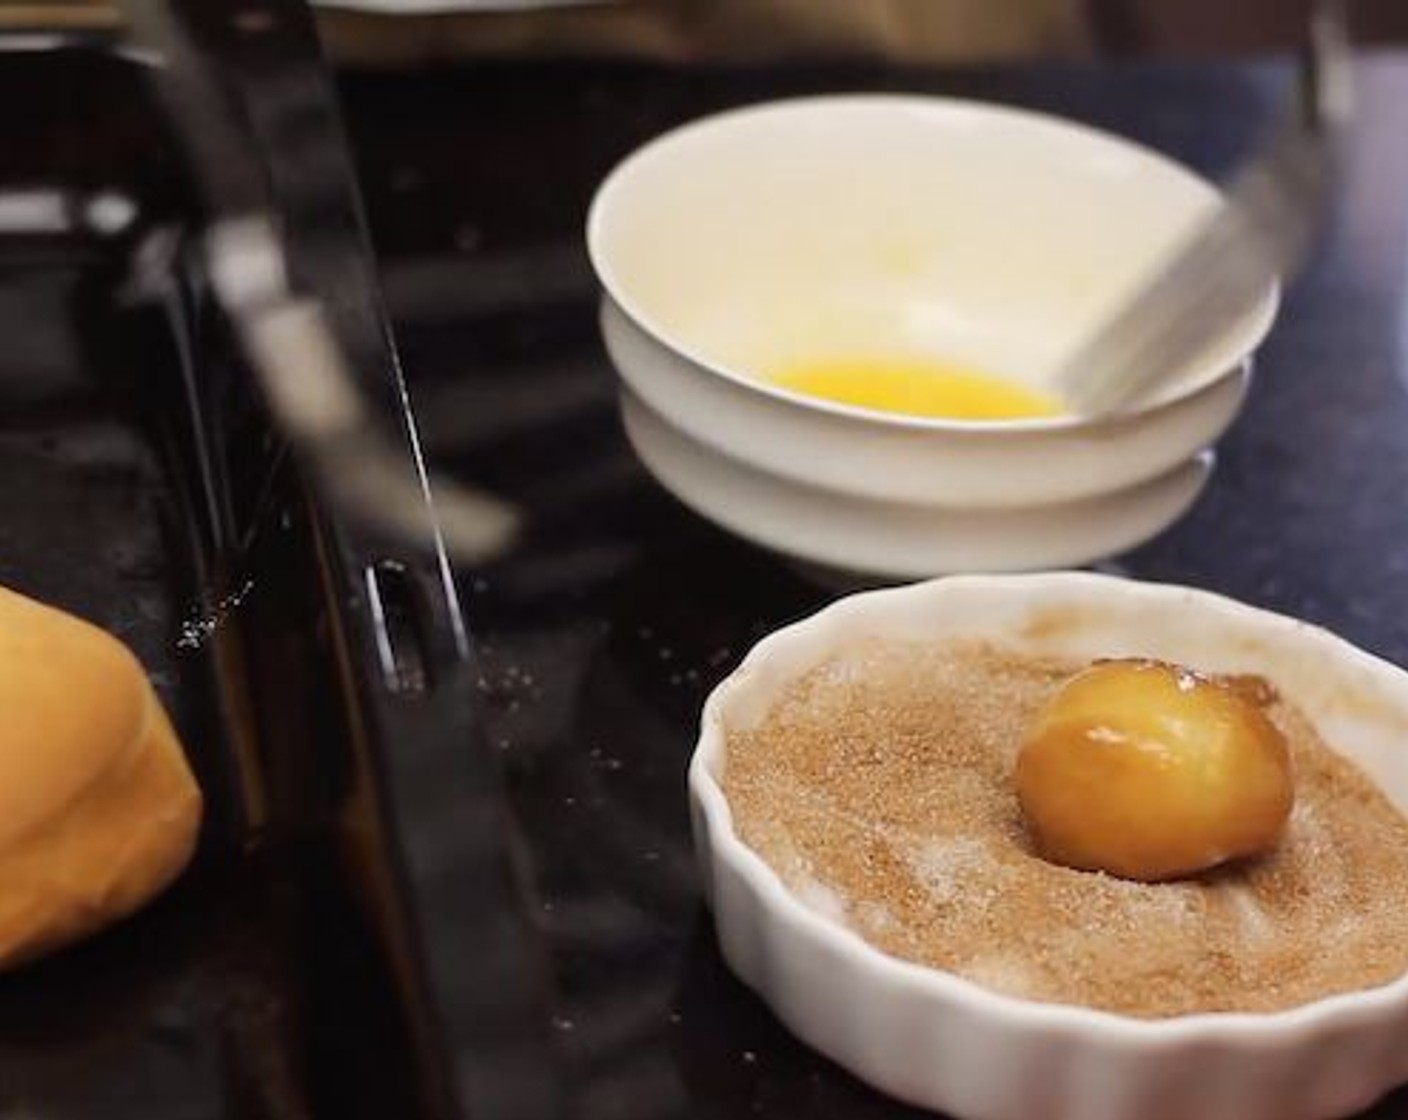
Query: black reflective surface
[
  {"left": 0, "top": 32, "right": 427, "bottom": 1120},
  {"left": 5, "top": 34, "right": 1408, "bottom": 1120},
  {"left": 342, "top": 54, "right": 1408, "bottom": 1119}
]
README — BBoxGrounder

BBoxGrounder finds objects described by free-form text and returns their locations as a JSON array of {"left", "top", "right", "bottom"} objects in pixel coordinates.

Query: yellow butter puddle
[{"left": 768, "top": 357, "right": 1062, "bottom": 421}]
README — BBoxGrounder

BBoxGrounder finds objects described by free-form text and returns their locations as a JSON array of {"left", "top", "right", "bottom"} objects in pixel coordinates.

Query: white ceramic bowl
[
  {"left": 587, "top": 96, "right": 1279, "bottom": 576},
  {"left": 690, "top": 573, "right": 1408, "bottom": 1120}
]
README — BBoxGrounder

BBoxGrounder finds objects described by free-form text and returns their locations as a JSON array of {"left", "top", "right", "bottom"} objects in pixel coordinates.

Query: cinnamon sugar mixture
[{"left": 723, "top": 640, "right": 1408, "bottom": 1017}]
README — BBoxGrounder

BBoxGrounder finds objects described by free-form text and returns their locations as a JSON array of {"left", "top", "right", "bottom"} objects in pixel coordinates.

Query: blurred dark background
[
  {"left": 4, "top": 0, "right": 1407, "bottom": 64},
  {"left": 1092, "top": 0, "right": 1408, "bottom": 54}
]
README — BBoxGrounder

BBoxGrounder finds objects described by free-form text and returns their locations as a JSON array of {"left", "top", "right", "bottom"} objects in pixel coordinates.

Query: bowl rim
[
  {"left": 587, "top": 93, "right": 1282, "bottom": 434},
  {"left": 690, "top": 570, "right": 1408, "bottom": 1047}
]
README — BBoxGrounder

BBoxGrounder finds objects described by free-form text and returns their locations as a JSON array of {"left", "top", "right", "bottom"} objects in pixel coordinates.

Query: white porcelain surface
[
  {"left": 600, "top": 295, "right": 1251, "bottom": 510},
  {"left": 690, "top": 573, "right": 1408, "bottom": 1120},
  {"left": 587, "top": 96, "right": 1279, "bottom": 574},
  {"left": 314, "top": 0, "right": 605, "bottom": 11},
  {"left": 622, "top": 386, "right": 1214, "bottom": 576}
]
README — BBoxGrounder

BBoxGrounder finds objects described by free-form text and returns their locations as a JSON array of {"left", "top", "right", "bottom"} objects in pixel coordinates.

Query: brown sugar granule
[{"left": 722, "top": 639, "right": 1408, "bottom": 1018}]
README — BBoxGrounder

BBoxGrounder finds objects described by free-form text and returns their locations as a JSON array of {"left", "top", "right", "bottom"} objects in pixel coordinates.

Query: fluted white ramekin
[{"left": 689, "top": 573, "right": 1408, "bottom": 1120}]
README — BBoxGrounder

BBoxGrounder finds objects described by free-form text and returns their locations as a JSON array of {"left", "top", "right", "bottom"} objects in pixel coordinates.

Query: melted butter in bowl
[
  {"left": 767, "top": 356, "right": 1063, "bottom": 422},
  {"left": 588, "top": 96, "right": 1280, "bottom": 574}
]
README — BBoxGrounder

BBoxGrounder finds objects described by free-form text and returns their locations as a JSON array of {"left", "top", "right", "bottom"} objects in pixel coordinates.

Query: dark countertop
[
  {"left": 0, "top": 33, "right": 430, "bottom": 1120},
  {"left": 339, "top": 52, "right": 1408, "bottom": 1120}
]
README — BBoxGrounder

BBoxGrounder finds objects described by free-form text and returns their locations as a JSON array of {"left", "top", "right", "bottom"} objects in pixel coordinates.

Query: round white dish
[
  {"left": 312, "top": 1, "right": 608, "bottom": 12},
  {"left": 690, "top": 572, "right": 1408, "bottom": 1120},
  {"left": 588, "top": 96, "right": 1278, "bottom": 574}
]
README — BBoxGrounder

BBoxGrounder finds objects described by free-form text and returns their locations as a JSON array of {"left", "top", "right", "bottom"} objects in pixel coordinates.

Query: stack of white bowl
[{"left": 588, "top": 96, "right": 1278, "bottom": 578}]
